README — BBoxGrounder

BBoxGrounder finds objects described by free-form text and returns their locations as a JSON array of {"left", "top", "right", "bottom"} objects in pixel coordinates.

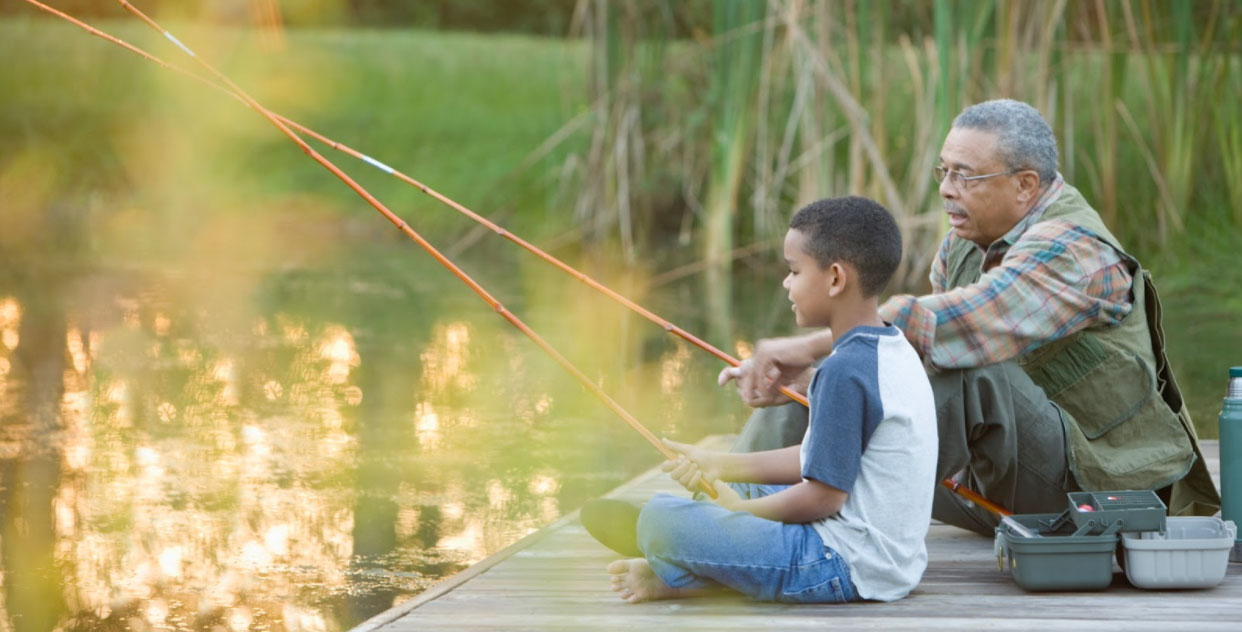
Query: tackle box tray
[
  {"left": 995, "top": 513, "right": 1117, "bottom": 591},
  {"left": 1059, "top": 490, "right": 1167, "bottom": 535},
  {"left": 1120, "top": 517, "right": 1237, "bottom": 589}
]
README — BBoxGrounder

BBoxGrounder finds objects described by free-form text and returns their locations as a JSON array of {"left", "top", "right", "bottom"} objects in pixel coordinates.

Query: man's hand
[
  {"left": 660, "top": 438, "right": 723, "bottom": 493},
  {"left": 717, "top": 333, "right": 829, "bottom": 407}
]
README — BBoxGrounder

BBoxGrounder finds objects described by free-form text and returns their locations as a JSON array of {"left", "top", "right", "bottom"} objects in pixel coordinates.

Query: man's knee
[
  {"left": 731, "top": 403, "right": 808, "bottom": 453},
  {"left": 930, "top": 362, "right": 1072, "bottom": 520},
  {"left": 932, "top": 485, "right": 999, "bottom": 536},
  {"left": 929, "top": 362, "right": 1033, "bottom": 409}
]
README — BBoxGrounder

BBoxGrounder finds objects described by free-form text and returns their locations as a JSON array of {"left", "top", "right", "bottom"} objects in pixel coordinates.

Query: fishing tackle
[
  {"left": 22, "top": 0, "right": 1018, "bottom": 515},
  {"left": 117, "top": 0, "right": 717, "bottom": 498}
]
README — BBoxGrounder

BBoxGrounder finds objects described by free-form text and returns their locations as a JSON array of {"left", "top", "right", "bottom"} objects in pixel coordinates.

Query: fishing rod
[
  {"left": 26, "top": 0, "right": 1008, "bottom": 516},
  {"left": 96, "top": 0, "right": 717, "bottom": 498},
  {"left": 19, "top": 0, "right": 784, "bottom": 396}
]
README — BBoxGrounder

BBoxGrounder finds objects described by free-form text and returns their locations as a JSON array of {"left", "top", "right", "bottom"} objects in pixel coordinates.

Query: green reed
[
  {"left": 565, "top": 0, "right": 1242, "bottom": 431},
  {"left": 567, "top": 0, "right": 1241, "bottom": 288}
]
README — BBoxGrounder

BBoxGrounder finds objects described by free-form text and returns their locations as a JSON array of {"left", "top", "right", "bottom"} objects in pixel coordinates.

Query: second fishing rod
[{"left": 31, "top": 0, "right": 1008, "bottom": 516}]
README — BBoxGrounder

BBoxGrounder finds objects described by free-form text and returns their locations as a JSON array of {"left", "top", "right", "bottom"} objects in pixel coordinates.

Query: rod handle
[
  {"left": 940, "top": 478, "right": 1011, "bottom": 517},
  {"left": 699, "top": 476, "right": 718, "bottom": 499}
]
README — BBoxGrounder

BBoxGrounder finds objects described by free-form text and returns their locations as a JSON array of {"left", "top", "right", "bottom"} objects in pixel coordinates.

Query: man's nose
[{"left": 938, "top": 176, "right": 957, "bottom": 199}]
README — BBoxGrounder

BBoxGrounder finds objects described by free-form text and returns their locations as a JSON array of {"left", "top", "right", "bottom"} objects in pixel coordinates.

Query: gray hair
[{"left": 952, "top": 99, "right": 1059, "bottom": 184}]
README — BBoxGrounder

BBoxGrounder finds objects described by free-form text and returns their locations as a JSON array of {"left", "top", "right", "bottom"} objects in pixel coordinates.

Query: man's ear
[
  {"left": 826, "top": 262, "right": 847, "bottom": 297},
  {"left": 1015, "top": 170, "right": 1042, "bottom": 203}
]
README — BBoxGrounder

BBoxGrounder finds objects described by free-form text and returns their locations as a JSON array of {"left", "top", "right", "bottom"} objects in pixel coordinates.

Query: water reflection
[
  {"left": 0, "top": 254, "right": 751, "bottom": 631},
  {"left": 0, "top": 15, "right": 765, "bottom": 627},
  {"left": 2, "top": 278, "right": 69, "bottom": 632}
]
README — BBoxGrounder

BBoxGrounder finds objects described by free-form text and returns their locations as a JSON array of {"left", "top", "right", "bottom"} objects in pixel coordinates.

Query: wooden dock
[{"left": 355, "top": 438, "right": 1240, "bottom": 631}]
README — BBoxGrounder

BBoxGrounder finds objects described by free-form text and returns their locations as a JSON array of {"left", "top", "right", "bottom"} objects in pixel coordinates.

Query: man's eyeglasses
[{"left": 933, "top": 166, "right": 1019, "bottom": 189}]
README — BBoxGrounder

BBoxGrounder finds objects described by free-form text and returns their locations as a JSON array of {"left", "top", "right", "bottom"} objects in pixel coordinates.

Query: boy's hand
[
  {"left": 660, "top": 439, "right": 722, "bottom": 492},
  {"left": 709, "top": 480, "right": 743, "bottom": 511}
]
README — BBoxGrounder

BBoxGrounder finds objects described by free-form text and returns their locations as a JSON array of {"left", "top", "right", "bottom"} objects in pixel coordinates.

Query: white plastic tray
[{"left": 1120, "top": 517, "right": 1236, "bottom": 589}]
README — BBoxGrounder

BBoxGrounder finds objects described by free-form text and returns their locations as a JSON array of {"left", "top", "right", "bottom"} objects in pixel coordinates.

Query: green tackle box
[{"left": 995, "top": 513, "right": 1118, "bottom": 591}]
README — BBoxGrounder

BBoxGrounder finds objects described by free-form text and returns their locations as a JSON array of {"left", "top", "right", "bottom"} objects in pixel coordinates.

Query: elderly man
[{"left": 724, "top": 99, "right": 1219, "bottom": 535}]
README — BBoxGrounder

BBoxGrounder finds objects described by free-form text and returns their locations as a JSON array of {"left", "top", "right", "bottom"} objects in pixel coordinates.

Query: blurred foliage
[
  {"left": 1, "top": 0, "right": 582, "bottom": 34},
  {"left": 0, "top": 17, "right": 586, "bottom": 264},
  {"left": 7, "top": 0, "right": 1234, "bottom": 42}
]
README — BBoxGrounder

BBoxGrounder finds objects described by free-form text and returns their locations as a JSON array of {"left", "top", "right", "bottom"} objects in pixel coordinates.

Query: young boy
[{"left": 601, "top": 196, "right": 937, "bottom": 603}]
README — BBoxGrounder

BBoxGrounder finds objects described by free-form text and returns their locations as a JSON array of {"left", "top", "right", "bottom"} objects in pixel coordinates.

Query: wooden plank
[
  {"left": 358, "top": 439, "right": 1239, "bottom": 631},
  {"left": 350, "top": 435, "right": 734, "bottom": 632},
  {"left": 386, "top": 614, "right": 1239, "bottom": 632}
]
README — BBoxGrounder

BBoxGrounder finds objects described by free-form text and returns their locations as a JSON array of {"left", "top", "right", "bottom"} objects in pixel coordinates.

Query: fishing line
[
  {"left": 21, "top": 0, "right": 1016, "bottom": 514},
  {"left": 110, "top": 0, "right": 716, "bottom": 498}
]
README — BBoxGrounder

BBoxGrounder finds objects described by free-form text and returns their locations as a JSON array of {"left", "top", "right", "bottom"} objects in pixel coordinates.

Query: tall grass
[
  {"left": 567, "top": 0, "right": 1241, "bottom": 275},
  {"left": 564, "top": 0, "right": 1242, "bottom": 431},
  {"left": 701, "top": 0, "right": 766, "bottom": 343},
  {"left": 1222, "top": 80, "right": 1242, "bottom": 229}
]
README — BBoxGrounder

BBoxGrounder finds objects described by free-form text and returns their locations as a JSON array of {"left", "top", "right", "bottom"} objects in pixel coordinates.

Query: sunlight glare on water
[
  {"left": 0, "top": 258, "right": 749, "bottom": 630},
  {"left": 0, "top": 13, "right": 760, "bottom": 629}
]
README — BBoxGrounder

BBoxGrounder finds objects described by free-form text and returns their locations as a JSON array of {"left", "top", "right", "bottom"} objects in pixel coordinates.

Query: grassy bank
[{"left": 0, "top": 16, "right": 587, "bottom": 262}]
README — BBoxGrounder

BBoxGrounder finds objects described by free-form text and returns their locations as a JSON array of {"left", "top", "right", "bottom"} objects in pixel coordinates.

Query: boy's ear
[{"left": 825, "top": 262, "right": 847, "bottom": 297}]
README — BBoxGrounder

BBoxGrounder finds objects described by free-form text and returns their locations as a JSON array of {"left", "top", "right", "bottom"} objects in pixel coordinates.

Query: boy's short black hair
[{"left": 789, "top": 196, "right": 902, "bottom": 297}]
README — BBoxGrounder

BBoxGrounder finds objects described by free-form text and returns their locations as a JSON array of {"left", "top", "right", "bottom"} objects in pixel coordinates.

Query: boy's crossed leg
[{"left": 606, "top": 490, "right": 857, "bottom": 604}]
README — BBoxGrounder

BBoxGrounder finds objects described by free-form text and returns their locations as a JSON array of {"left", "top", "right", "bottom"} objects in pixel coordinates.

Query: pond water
[{"left": 0, "top": 244, "right": 786, "bottom": 631}]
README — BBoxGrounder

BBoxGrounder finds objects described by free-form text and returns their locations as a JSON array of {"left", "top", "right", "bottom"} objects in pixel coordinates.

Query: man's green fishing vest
[{"left": 942, "top": 184, "right": 1220, "bottom": 516}]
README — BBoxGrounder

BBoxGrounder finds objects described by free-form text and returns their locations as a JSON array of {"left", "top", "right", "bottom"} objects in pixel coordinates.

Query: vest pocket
[
  {"left": 1028, "top": 336, "right": 1192, "bottom": 489},
  {"left": 1051, "top": 348, "right": 1153, "bottom": 440},
  {"left": 1045, "top": 345, "right": 1192, "bottom": 489}
]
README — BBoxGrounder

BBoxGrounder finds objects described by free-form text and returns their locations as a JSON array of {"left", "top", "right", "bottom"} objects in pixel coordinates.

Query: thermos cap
[{"left": 1232, "top": 367, "right": 1242, "bottom": 378}]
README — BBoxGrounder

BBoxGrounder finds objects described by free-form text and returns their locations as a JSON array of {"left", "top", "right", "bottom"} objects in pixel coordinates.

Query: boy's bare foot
[{"left": 607, "top": 559, "right": 709, "bottom": 603}]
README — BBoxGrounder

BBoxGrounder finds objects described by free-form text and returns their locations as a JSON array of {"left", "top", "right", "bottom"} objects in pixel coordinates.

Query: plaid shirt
[{"left": 879, "top": 175, "right": 1134, "bottom": 369}]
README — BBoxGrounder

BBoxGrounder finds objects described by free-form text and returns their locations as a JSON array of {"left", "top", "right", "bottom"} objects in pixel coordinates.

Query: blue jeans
[{"left": 636, "top": 484, "right": 859, "bottom": 603}]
